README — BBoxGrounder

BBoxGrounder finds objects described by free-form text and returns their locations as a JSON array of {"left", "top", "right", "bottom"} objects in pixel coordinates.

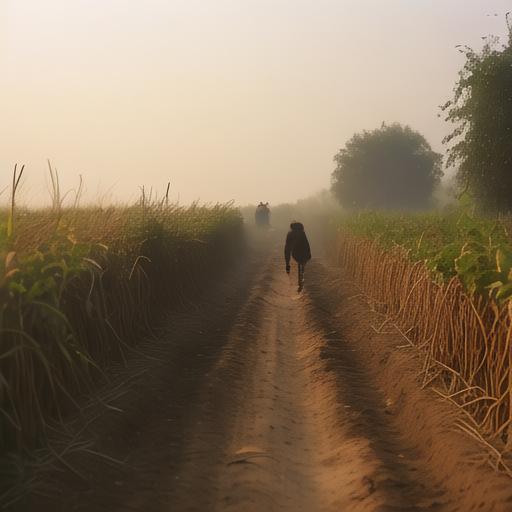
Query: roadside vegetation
[
  {"left": 324, "top": 21, "right": 512, "bottom": 464},
  {"left": 0, "top": 177, "right": 243, "bottom": 455},
  {"left": 333, "top": 212, "right": 512, "bottom": 463},
  {"left": 340, "top": 208, "right": 512, "bottom": 300}
]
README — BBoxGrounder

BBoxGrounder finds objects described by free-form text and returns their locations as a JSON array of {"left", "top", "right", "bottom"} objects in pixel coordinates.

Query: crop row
[
  {"left": 341, "top": 211, "right": 512, "bottom": 301},
  {"left": 0, "top": 203, "right": 243, "bottom": 453},
  {"left": 335, "top": 211, "right": 512, "bottom": 460}
]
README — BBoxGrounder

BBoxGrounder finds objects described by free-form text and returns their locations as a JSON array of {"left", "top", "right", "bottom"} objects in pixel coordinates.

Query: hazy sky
[{"left": 1, "top": 1, "right": 511, "bottom": 206}]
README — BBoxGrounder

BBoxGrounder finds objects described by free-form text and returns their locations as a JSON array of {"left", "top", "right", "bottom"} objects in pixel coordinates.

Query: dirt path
[
  {"left": 162, "top": 252, "right": 444, "bottom": 512},
  {"left": 19, "top": 236, "right": 512, "bottom": 511}
]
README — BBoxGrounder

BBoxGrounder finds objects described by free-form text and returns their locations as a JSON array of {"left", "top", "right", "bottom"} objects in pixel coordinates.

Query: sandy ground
[{"left": 13, "top": 232, "right": 512, "bottom": 511}]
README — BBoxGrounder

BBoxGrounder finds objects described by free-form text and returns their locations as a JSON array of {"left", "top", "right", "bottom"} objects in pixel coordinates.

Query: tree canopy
[
  {"left": 442, "top": 21, "right": 512, "bottom": 212},
  {"left": 331, "top": 123, "right": 442, "bottom": 210}
]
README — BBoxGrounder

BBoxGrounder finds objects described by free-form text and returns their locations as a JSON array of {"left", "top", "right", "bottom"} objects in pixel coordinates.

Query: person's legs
[{"left": 297, "top": 263, "right": 305, "bottom": 292}]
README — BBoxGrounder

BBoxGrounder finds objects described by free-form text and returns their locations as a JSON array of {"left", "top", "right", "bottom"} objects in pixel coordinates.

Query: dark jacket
[{"left": 285, "top": 222, "right": 311, "bottom": 265}]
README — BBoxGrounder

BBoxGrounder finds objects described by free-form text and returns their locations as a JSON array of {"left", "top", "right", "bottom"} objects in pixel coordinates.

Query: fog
[{"left": 1, "top": 0, "right": 510, "bottom": 206}]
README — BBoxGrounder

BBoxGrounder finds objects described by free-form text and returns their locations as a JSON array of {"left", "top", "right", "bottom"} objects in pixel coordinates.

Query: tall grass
[
  {"left": 333, "top": 212, "right": 512, "bottom": 458},
  {"left": 6, "top": 164, "right": 24, "bottom": 240},
  {"left": 0, "top": 198, "right": 243, "bottom": 453}
]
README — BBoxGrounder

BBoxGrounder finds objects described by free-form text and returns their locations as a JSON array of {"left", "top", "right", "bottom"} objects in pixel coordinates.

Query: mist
[{"left": 1, "top": 0, "right": 510, "bottom": 206}]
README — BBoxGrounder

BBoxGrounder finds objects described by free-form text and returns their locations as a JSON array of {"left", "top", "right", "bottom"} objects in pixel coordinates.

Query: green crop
[
  {"left": 0, "top": 201, "right": 243, "bottom": 455},
  {"left": 339, "top": 210, "right": 512, "bottom": 301}
]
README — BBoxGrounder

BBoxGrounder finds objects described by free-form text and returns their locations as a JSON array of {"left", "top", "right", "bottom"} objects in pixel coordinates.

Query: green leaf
[
  {"left": 9, "top": 281, "right": 27, "bottom": 295},
  {"left": 496, "top": 282, "right": 512, "bottom": 302},
  {"left": 496, "top": 246, "right": 512, "bottom": 274},
  {"left": 476, "top": 270, "right": 503, "bottom": 290},
  {"left": 455, "top": 251, "right": 480, "bottom": 275},
  {"left": 26, "top": 277, "right": 56, "bottom": 302}
]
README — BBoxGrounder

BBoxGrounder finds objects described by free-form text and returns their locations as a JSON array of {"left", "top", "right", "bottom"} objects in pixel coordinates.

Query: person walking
[
  {"left": 255, "top": 202, "right": 270, "bottom": 227},
  {"left": 284, "top": 221, "right": 311, "bottom": 292}
]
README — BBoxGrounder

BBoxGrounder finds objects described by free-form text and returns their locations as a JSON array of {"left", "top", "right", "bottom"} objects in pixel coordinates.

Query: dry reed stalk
[
  {"left": 337, "top": 234, "right": 512, "bottom": 450},
  {"left": 7, "top": 164, "right": 25, "bottom": 240}
]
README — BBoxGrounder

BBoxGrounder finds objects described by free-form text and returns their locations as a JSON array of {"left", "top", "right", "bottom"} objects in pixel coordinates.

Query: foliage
[
  {"left": 331, "top": 123, "right": 443, "bottom": 210},
  {"left": 442, "top": 20, "right": 512, "bottom": 212},
  {"left": 337, "top": 234, "right": 512, "bottom": 453},
  {"left": 0, "top": 202, "right": 243, "bottom": 453},
  {"left": 340, "top": 209, "right": 512, "bottom": 301}
]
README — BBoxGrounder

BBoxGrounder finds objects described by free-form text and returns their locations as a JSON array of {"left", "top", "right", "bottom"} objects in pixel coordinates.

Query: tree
[
  {"left": 331, "top": 123, "right": 442, "bottom": 210},
  {"left": 442, "top": 20, "right": 512, "bottom": 212}
]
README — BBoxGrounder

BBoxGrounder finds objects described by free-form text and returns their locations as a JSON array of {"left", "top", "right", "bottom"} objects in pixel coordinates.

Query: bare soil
[{"left": 11, "top": 234, "right": 512, "bottom": 511}]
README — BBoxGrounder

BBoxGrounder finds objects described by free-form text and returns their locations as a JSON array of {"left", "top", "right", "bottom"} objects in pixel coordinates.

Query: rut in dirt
[{"left": 27, "top": 241, "right": 455, "bottom": 511}]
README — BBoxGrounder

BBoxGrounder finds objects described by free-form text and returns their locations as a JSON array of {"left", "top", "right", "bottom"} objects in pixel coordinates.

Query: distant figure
[
  {"left": 255, "top": 202, "right": 270, "bottom": 227},
  {"left": 284, "top": 222, "right": 311, "bottom": 292}
]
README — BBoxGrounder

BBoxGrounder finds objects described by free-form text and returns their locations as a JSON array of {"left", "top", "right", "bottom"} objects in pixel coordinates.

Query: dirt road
[{"left": 23, "top": 234, "right": 512, "bottom": 511}]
